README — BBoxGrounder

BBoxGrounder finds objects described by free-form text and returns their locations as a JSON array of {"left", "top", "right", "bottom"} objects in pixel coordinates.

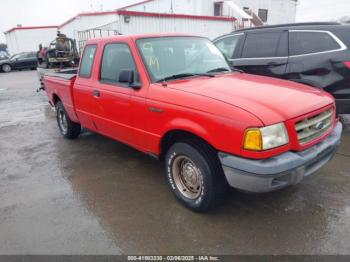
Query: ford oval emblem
[{"left": 315, "top": 122, "right": 325, "bottom": 130}]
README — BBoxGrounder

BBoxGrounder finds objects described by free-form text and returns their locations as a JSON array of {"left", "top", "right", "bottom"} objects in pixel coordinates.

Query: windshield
[{"left": 137, "top": 37, "right": 231, "bottom": 82}]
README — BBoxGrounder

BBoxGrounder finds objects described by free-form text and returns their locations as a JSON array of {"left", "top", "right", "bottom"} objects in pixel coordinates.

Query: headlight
[{"left": 244, "top": 123, "right": 289, "bottom": 151}]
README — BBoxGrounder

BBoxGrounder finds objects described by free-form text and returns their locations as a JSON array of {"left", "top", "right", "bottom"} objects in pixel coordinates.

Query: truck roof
[{"left": 85, "top": 33, "right": 201, "bottom": 45}]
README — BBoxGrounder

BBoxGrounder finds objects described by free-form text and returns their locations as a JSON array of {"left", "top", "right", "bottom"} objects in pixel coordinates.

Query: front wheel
[
  {"left": 165, "top": 141, "right": 228, "bottom": 212},
  {"left": 55, "top": 101, "right": 81, "bottom": 139},
  {"left": 2, "top": 64, "right": 11, "bottom": 73}
]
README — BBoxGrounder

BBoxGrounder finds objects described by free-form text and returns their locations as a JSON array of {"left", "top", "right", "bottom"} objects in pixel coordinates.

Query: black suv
[{"left": 214, "top": 22, "right": 350, "bottom": 114}]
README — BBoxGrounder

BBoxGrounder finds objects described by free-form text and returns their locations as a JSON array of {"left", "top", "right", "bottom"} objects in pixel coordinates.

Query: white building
[
  {"left": 122, "top": 0, "right": 298, "bottom": 26},
  {"left": 5, "top": 26, "right": 58, "bottom": 55},
  {"left": 59, "top": 0, "right": 297, "bottom": 50},
  {"left": 4, "top": 0, "right": 297, "bottom": 54},
  {"left": 59, "top": 10, "right": 236, "bottom": 50}
]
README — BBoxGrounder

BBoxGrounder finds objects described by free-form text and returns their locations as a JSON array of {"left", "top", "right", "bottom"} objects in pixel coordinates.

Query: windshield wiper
[
  {"left": 231, "top": 67, "right": 244, "bottom": 73},
  {"left": 156, "top": 73, "right": 214, "bottom": 83},
  {"left": 207, "top": 67, "right": 230, "bottom": 73},
  {"left": 207, "top": 67, "right": 244, "bottom": 73}
]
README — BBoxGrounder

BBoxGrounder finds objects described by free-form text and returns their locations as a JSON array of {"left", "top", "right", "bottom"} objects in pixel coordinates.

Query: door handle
[
  {"left": 267, "top": 62, "right": 285, "bottom": 66},
  {"left": 93, "top": 90, "right": 100, "bottom": 97}
]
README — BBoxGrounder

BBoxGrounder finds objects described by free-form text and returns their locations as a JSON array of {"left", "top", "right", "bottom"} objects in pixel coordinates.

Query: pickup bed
[{"left": 44, "top": 34, "right": 342, "bottom": 211}]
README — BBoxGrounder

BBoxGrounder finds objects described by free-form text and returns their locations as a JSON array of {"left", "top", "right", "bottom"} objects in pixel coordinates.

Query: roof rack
[{"left": 234, "top": 22, "right": 340, "bottom": 32}]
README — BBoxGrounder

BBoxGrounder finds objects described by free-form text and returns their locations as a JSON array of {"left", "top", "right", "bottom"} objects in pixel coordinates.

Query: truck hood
[{"left": 166, "top": 73, "right": 334, "bottom": 125}]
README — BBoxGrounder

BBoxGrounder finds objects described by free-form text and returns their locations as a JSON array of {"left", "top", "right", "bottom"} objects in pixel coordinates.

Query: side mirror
[{"left": 118, "top": 69, "right": 141, "bottom": 89}]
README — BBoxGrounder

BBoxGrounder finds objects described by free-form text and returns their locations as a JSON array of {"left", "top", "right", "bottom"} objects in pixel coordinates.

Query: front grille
[{"left": 295, "top": 109, "right": 334, "bottom": 144}]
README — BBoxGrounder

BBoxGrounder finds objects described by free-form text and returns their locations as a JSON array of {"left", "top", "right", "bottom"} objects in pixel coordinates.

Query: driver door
[{"left": 91, "top": 42, "right": 136, "bottom": 146}]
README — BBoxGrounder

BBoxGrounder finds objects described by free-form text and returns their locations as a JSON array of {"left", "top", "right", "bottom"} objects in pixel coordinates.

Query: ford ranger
[{"left": 43, "top": 34, "right": 343, "bottom": 212}]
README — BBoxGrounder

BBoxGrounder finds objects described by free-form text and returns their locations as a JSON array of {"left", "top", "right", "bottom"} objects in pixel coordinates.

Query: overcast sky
[
  {"left": 296, "top": 0, "right": 350, "bottom": 21},
  {"left": 0, "top": 0, "right": 140, "bottom": 42},
  {"left": 1, "top": 0, "right": 350, "bottom": 43}
]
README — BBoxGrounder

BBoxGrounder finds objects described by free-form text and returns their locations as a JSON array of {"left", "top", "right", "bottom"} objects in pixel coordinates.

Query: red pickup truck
[{"left": 44, "top": 34, "right": 342, "bottom": 212}]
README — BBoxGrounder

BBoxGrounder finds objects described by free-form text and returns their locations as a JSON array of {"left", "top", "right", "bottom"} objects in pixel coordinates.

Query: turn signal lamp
[{"left": 244, "top": 129, "right": 263, "bottom": 151}]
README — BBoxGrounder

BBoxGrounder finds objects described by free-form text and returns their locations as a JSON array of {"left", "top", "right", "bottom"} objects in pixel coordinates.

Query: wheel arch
[
  {"left": 52, "top": 93, "right": 61, "bottom": 106},
  {"left": 159, "top": 128, "right": 216, "bottom": 160}
]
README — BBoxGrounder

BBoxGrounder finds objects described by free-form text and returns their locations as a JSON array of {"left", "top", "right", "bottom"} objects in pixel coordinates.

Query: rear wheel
[
  {"left": 55, "top": 101, "right": 81, "bottom": 139},
  {"left": 165, "top": 140, "right": 228, "bottom": 212},
  {"left": 2, "top": 64, "right": 11, "bottom": 73}
]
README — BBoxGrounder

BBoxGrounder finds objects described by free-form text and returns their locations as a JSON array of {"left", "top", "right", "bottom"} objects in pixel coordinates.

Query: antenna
[{"left": 170, "top": 0, "right": 174, "bottom": 13}]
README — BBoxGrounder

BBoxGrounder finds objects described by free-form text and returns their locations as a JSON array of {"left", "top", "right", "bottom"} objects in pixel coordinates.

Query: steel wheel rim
[
  {"left": 58, "top": 108, "right": 68, "bottom": 134},
  {"left": 172, "top": 155, "right": 203, "bottom": 199},
  {"left": 2, "top": 65, "right": 10, "bottom": 72}
]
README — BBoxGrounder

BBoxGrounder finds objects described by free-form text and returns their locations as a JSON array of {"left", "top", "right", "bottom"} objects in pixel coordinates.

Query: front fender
[{"left": 162, "top": 118, "right": 214, "bottom": 144}]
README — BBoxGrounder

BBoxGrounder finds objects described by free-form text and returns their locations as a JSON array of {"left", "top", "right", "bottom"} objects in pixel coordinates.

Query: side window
[
  {"left": 242, "top": 32, "right": 284, "bottom": 58},
  {"left": 25, "top": 52, "right": 36, "bottom": 59},
  {"left": 215, "top": 35, "right": 243, "bottom": 59},
  {"left": 289, "top": 31, "right": 341, "bottom": 56},
  {"left": 100, "top": 43, "right": 137, "bottom": 85},
  {"left": 79, "top": 45, "right": 97, "bottom": 78},
  {"left": 17, "top": 54, "right": 26, "bottom": 60}
]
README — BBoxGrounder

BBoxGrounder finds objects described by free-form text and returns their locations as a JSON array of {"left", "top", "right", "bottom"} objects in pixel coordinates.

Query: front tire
[
  {"left": 2, "top": 64, "right": 11, "bottom": 73},
  {"left": 55, "top": 101, "right": 81, "bottom": 139},
  {"left": 165, "top": 141, "right": 228, "bottom": 212}
]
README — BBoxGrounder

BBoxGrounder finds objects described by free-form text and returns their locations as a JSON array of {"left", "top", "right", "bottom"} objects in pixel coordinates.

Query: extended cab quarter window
[
  {"left": 242, "top": 32, "right": 286, "bottom": 58},
  {"left": 100, "top": 43, "right": 137, "bottom": 85},
  {"left": 215, "top": 34, "right": 243, "bottom": 59},
  {"left": 289, "top": 31, "right": 341, "bottom": 56},
  {"left": 79, "top": 45, "right": 97, "bottom": 78}
]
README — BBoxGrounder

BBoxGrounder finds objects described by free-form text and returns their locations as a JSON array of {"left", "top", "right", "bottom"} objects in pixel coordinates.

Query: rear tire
[
  {"left": 55, "top": 101, "right": 81, "bottom": 139},
  {"left": 2, "top": 64, "right": 11, "bottom": 73},
  {"left": 165, "top": 140, "right": 228, "bottom": 212}
]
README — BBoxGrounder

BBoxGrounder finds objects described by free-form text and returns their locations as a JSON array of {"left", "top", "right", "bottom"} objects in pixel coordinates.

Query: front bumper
[{"left": 218, "top": 122, "right": 343, "bottom": 193}]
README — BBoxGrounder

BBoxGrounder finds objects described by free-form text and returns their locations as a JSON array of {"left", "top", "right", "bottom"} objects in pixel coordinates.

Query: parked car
[
  {"left": 0, "top": 52, "right": 37, "bottom": 73},
  {"left": 43, "top": 34, "right": 342, "bottom": 212},
  {"left": 213, "top": 22, "right": 350, "bottom": 114}
]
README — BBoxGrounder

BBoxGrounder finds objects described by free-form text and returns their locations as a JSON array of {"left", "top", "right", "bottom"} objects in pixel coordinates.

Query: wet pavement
[{"left": 0, "top": 71, "right": 350, "bottom": 255}]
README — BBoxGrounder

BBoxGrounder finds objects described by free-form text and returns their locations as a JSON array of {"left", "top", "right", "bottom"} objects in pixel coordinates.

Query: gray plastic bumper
[{"left": 218, "top": 122, "right": 343, "bottom": 193}]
